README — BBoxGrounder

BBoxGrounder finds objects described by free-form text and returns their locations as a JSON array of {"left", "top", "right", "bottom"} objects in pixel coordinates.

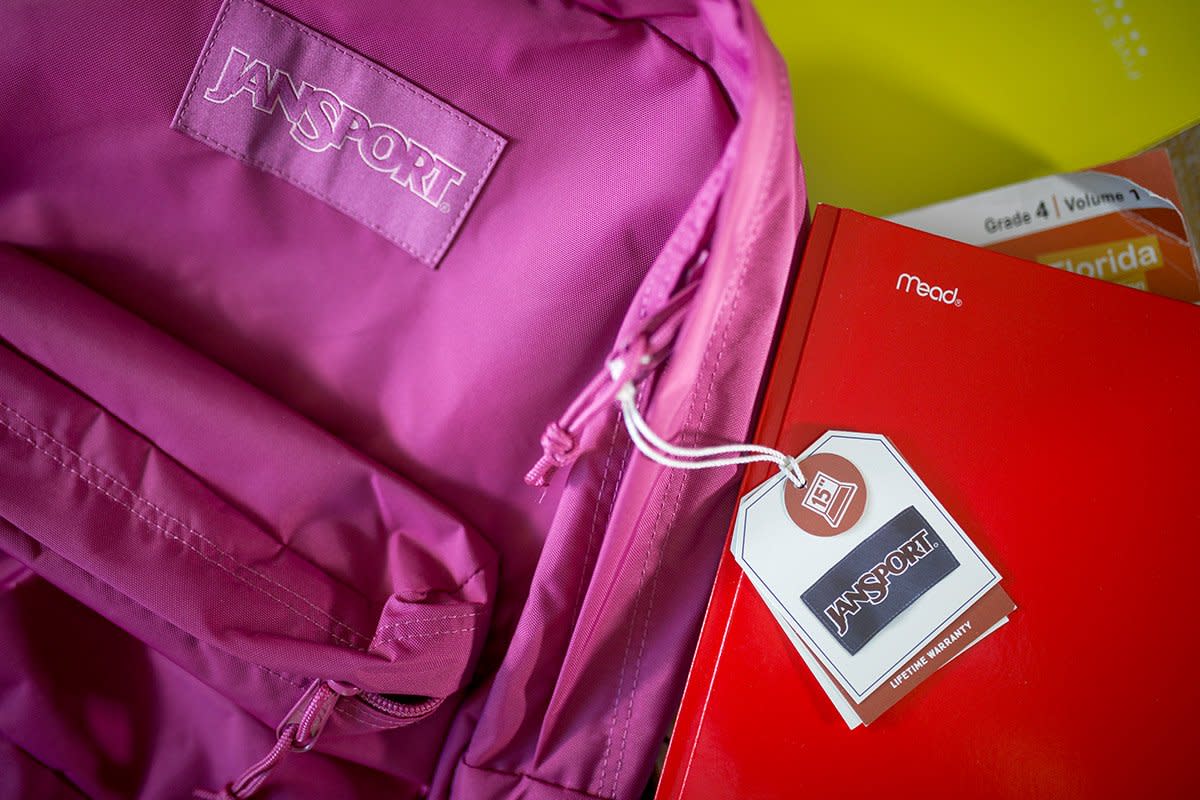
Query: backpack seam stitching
[{"left": 0, "top": 401, "right": 369, "bottom": 647}]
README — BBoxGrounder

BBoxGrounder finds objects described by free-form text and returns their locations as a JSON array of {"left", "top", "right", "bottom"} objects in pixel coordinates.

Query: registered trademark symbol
[
  {"left": 955, "top": 299, "right": 963, "bottom": 306},
  {"left": 439, "top": 202, "right": 450, "bottom": 213}
]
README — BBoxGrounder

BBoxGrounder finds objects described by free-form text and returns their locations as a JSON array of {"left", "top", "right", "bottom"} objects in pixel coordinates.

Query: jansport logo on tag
[
  {"left": 800, "top": 506, "right": 960, "bottom": 655},
  {"left": 822, "top": 528, "right": 936, "bottom": 637},
  {"left": 203, "top": 46, "right": 466, "bottom": 210},
  {"left": 896, "top": 273, "right": 962, "bottom": 306}
]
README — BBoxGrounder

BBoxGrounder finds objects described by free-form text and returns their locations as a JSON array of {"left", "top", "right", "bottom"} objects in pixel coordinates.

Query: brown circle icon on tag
[{"left": 784, "top": 453, "right": 867, "bottom": 536}]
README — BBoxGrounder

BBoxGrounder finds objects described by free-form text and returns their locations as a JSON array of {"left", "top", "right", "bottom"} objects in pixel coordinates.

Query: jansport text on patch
[
  {"left": 203, "top": 46, "right": 465, "bottom": 209},
  {"left": 823, "top": 528, "right": 938, "bottom": 637}
]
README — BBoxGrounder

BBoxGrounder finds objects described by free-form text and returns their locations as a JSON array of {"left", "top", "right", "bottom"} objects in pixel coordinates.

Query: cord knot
[
  {"left": 525, "top": 422, "right": 580, "bottom": 487},
  {"left": 539, "top": 422, "right": 578, "bottom": 464}
]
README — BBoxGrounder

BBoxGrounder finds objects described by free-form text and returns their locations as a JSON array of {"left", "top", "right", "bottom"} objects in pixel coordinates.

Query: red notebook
[{"left": 657, "top": 206, "right": 1200, "bottom": 798}]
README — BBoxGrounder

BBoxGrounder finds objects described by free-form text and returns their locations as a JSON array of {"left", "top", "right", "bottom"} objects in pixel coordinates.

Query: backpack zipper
[
  {"left": 194, "top": 680, "right": 355, "bottom": 799},
  {"left": 524, "top": 277, "right": 702, "bottom": 487},
  {"left": 356, "top": 690, "right": 442, "bottom": 720}
]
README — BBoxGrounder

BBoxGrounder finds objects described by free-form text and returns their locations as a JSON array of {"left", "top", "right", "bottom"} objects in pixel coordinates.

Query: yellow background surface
[{"left": 758, "top": 0, "right": 1200, "bottom": 215}]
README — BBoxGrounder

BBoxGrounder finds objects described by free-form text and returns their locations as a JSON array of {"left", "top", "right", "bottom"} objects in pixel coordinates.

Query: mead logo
[{"left": 895, "top": 273, "right": 962, "bottom": 307}]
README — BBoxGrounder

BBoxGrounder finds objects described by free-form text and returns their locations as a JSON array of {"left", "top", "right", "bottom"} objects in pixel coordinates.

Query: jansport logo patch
[
  {"left": 172, "top": 0, "right": 506, "bottom": 267},
  {"left": 203, "top": 47, "right": 466, "bottom": 210},
  {"left": 801, "top": 506, "right": 960, "bottom": 654},
  {"left": 822, "top": 528, "right": 937, "bottom": 637},
  {"left": 896, "top": 273, "right": 962, "bottom": 306}
]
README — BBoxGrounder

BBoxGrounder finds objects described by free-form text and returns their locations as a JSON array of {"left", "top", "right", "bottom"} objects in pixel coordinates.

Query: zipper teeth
[{"left": 358, "top": 692, "right": 439, "bottom": 718}]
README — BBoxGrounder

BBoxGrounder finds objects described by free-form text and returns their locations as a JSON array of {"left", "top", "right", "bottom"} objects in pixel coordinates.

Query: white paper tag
[{"left": 731, "top": 431, "right": 1002, "bottom": 704}]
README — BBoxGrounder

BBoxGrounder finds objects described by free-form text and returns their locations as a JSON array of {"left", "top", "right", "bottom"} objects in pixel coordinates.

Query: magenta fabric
[
  {"left": 173, "top": 0, "right": 507, "bottom": 267},
  {"left": 0, "top": 1, "right": 806, "bottom": 798}
]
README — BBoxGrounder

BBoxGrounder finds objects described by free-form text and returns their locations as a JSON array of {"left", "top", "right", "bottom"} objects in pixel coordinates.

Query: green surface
[{"left": 758, "top": 0, "right": 1200, "bottom": 215}]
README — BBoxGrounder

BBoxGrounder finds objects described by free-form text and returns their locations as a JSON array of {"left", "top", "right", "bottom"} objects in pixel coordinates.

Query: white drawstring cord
[{"left": 614, "top": 380, "right": 806, "bottom": 488}]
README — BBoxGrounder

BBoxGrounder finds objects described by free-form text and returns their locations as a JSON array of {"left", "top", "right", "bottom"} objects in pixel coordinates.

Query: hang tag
[
  {"left": 731, "top": 431, "right": 1015, "bottom": 727},
  {"left": 783, "top": 452, "right": 866, "bottom": 535}
]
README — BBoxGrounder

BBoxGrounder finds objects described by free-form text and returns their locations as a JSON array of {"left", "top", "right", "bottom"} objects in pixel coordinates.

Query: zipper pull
[
  {"left": 524, "top": 282, "right": 699, "bottom": 488},
  {"left": 194, "top": 680, "right": 358, "bottom": 799}
]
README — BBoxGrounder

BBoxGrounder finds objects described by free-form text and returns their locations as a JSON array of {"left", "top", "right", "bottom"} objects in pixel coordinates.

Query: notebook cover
[{"left": 657, "top": 205, "right": 1200, "bottom": 798}]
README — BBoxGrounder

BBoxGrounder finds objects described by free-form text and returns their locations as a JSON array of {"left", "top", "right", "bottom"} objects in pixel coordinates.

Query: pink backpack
[{"left": 0, "top": 1, "right": 805, "bottom": 797}]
